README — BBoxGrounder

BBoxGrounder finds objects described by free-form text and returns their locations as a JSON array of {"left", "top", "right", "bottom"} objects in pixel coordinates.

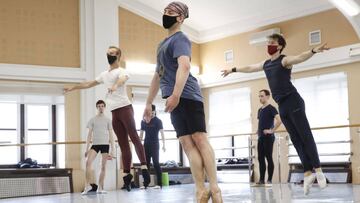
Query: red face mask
[{"left": 267, "top": 45, "right": 279, "bottom": 55}]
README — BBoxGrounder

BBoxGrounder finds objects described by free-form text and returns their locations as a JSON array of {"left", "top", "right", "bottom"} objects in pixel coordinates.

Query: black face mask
[
  {"left": 107, "top": 54, "right": 117, "bottom": 65},
  {"left": 162, "top": 14, "right": 178, "bottom": 29}
]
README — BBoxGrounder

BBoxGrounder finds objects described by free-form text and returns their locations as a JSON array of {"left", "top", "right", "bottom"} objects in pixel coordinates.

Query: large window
[
  {"left": 131, "top": 87, "right": 180, "bottom": 164},
  {"left": 0, "top": 94, "right": 64, "bottom": 167},
  {"left": 0, "top": 103, "right": 19, "bottom": 165},
  {"left": 289, "top": 72, "right": 350, "bottom": 163},
  {"left": 208, "top": 87, "right": 252, "bottom": 159}
]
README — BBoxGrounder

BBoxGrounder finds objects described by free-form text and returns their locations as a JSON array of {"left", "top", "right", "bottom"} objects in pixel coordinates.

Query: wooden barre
[{"left": 1, "top": 124, "right": 360, "bottom": 147}]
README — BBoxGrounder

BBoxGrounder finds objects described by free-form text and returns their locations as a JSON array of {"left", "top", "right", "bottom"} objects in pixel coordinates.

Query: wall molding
[
  {"left": 198, "top": 4, "right": 333, "bottom": 43},
  {"left": 117, "top": 0, "right": 333, "bottom": 43},
  {"left": 117, "top": 0, "right": 200, "bottom": 43},
  {"left": 0, "top": 64, "right": 89, "bottom": 83}
]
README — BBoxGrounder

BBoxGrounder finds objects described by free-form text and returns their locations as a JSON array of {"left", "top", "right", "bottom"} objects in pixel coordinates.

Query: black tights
[
  {"left": 258, "top": 136, "right": 275, "bottom": 182},
  {"left": 144, "top": 143, "right": 162, "bottom": 186}
]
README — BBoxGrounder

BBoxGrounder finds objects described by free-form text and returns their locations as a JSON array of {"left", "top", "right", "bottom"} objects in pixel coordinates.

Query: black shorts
[
  {"left": 170, "top": 98, "right": 207, "bottom": 137},
  {"left": 91, "top": 145, "right": 109, "bottom": 154}
]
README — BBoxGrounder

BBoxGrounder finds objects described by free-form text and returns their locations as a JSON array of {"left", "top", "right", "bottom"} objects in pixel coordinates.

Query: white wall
[{"left": 86, "top": 0, "right": 120, "bottom": 191}]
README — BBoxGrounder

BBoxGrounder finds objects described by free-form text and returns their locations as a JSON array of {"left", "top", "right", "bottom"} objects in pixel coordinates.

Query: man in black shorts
[
  {"left": 82, "top": 100, "right": 115, "bottom": 195},
  {"left": 143, "top": 2, "right": 222, "bottom": 202}
]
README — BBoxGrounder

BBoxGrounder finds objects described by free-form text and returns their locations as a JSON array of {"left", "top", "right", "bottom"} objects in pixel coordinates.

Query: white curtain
[
  {"left": 289, "top": 72, "right": 350, "bottom": 163},
  {"left": 208, "top": 87, "right": 252, "bottom": 159}
]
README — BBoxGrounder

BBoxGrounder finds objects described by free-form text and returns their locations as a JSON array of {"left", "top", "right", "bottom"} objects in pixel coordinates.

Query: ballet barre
[
  {"left": 288, "top": 152, "right": 353, "bottom": 157},
  {"left": 288, "top": 140, "right": 352, "bottom": 146}
]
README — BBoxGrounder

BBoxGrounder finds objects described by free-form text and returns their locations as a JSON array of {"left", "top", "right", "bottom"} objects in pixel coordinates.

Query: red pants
[{"left": 112, "top": 105, "right": 147, "bottom": 173}]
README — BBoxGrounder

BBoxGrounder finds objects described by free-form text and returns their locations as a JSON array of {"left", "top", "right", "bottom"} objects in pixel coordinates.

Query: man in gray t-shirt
[
  {"left": 82, "top": 100, "right": 115, "bottom": 195},
  {"left": 156, "top": 31, "right": 202, "bottom": 102},
  {"left": 143, "top": 2, "right": 222, "bottom": 202}
]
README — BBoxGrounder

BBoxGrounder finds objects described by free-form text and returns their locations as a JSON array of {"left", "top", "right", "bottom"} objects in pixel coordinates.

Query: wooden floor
[{"left": 1, "top": 183, "right": 360, "bottom": 202}]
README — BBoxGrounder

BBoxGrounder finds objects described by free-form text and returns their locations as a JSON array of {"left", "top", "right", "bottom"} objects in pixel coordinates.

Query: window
[
  {"left": 289, "top": 72, "right": 350, "bottom": 163},
  {"left": 57, "top": 104, "right": 65, "bottom": 168},
  {"left": 0, "top": 94, "right": 64, "bottom": 167},
  {"left": 156, "top": 108, "right": 179, "bottom": 163},
  {"left": 131, "top": 87, "right": 180, "bottom": 164},
  {"left": 0, "top": 103, "right": 19, "bottom": 165},
  {"left": 26, "top": 105, "right": 52, "bottom": 164},
  {"left": 208, "top": 87, "right": 252, "bottom": 159}
]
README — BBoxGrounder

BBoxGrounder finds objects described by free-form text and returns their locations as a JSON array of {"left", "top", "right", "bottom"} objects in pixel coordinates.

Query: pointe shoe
[
  {"left": 142, "top": 169, "right": 151, "bottom": 188},
  {"left": 196, "top": 189, "right": 211, "bottom": 203},
  {"left": 316, "top": 171, "right": 327, "bottom": 189},
  {"left": 303, "top": 174, "right": 315, "bottom": 195},
  {"left": 123, "top": 174, "right": 133, "bottom": 192},
  {"left": 211, "top": 189, "right": 223, "bottom": 203}
]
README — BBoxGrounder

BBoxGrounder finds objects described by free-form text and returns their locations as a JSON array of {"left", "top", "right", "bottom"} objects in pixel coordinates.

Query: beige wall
[
  {"left": 118, "top": 7, "right": 201, "bottom": 69},
  {"left": 0, "top": 0, "right": 80, "bottom": 67},
  {"left": 200, "top": 9, "right": 359, "bottom": 73},
  {"left": 64, "top": 90, "right": 84, "bottom": 192}
]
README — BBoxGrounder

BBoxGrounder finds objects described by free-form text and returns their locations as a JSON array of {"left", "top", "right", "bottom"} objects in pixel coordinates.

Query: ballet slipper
[
  {"left": 210, "top": 189, "right": 223, "bottom": 203},
  {"left": 196, "top": 189, "right": 211, "bottom": 203}
]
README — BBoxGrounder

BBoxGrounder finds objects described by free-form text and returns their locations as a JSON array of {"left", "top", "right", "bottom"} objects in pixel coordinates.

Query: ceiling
[{"left": 118, "top": 0, "right": 334, "bottom": 43}]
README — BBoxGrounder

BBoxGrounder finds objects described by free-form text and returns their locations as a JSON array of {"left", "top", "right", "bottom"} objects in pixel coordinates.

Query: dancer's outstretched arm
[
  {"left": 64, "top": 80, "right": 99, "bottom": 93},
  {"left": 282, "top": 43, "right": 330, "bottom": 68},
  {"left": 221, "top": 61, "right": 265, "bottom": 77}
]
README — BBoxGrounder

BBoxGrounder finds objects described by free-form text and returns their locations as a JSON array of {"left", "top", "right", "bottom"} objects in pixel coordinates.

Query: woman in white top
[{"left": 64, "top": 46, "right": 150, "bottom": 192}]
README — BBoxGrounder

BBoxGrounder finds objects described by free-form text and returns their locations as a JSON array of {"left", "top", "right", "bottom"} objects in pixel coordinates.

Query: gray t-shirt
[
  {"left": 156, "top": 31, "right": 203, "bottom": 102},
  {"left": 87, "top": 115, "right": 112, "bottom": 145}
]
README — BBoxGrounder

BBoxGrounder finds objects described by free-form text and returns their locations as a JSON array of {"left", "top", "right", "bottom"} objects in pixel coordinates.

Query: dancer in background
[
  {"left": 140, "top": 104, "right": 166, "bottom": 189},
  {"left": 82, "top": 100, "right": 115, "bottom": 195},
  {"left": 254, "top": 90, "right": 282, "bottom": 187}
]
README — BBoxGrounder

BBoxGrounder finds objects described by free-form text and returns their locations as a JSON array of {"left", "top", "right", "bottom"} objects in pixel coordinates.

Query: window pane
[
  {"left": 157, "top": 111, "right": 174, "bottom": 131},
  {"left": 57, "top": 105, "right": 65, "bottom": 168},
  {"left": 234, "top": 122, "right": 252, "bottom": 158},
  {"left": 234, "top": 135, "right": 250, "bottom": 158},
  {"left": 159, "top": 132, "right": 179, "bottom": 163},
  {"left": 0, "top": 103, "right": 17, "bottom": 129},
  {"left": 289, "top": 72, "right": 350, "bottom": 163},
  {"left": 27, "top": 105, "right": 50, "bottom": 129},
  {"left": 0, "top": 130, "right": 19, "bottom": 164},
  {"left": 26, "top": 131, "right": 52, "bottom": 164},
  {"left": 210, "top": 137, "right": 232, "bottom": 159},
  {"left": 209, "top": 87, "right": 252, "bottom": 160},
  {"left": 132, "top": 103, "right": 145, "bottom": 130}
]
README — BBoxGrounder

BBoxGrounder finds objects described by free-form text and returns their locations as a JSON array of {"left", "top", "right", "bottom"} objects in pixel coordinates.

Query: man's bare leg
[
  {"left": 179, "top": 135, "right": 210, "bottom": 202},
  {"left": 85, "top": 150, "right": 97, "bottom": 186},
  {"left": 98, "top": 153, "right": 108, "bottom": 192},
  {"left": 192, "top": 132, "right": 222, "bottom": 203}
]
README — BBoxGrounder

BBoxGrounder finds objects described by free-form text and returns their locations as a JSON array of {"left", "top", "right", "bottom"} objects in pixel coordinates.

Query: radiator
[{"left": 0, "top": 168, "right": 73, "bottom": 199}]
